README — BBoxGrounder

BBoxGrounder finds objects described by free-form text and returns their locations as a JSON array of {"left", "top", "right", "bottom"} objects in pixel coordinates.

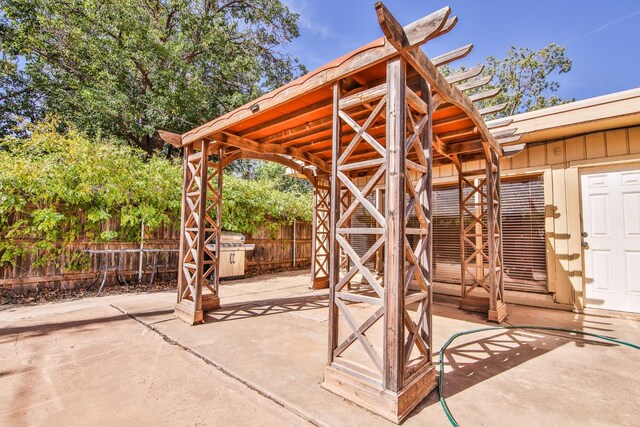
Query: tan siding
[
  {"left": 565, "top": 135, "right": 585, "bottom": 161},
  {"left": 527, "top": 144, "right": 546, "bottom": 166},
  {"left": 500, "top": 156, "right": 511, "bottom": 171},
  {"left": 439, "top": 163, "right": 454, "bottom": 178},
  {"left": 628, "top": 126, "right": 640, "bottom": 154},
  {"left": 549, "top": 167, "right": 572, "bottom": 305},
  {"left": 564, "top": 168, "right": 583, "bottom": 309},
  {"left": 546, "top": 140, "right": 565, "bottom": 165},
  {"left": 511, "top": 149, "right": 529, "bottom": 169},
  {"left": 585, "top": 131, "right": 606, "bottom": 158},
  {"left": 605, "top": 129, "right": 628, "bottom": 157}
]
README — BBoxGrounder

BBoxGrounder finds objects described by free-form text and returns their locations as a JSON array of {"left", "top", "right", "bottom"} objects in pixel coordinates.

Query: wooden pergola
[{"left": 160, "top": 2, "right": 524, "bottom": 422}]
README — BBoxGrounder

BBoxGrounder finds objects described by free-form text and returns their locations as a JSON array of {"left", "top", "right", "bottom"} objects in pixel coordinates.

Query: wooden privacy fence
[
  {"left": 245, "top": 221, "right": 312, "bottom": 273},
  {"left": 1, "top": 221, "right": 312, "bottom": 291}
]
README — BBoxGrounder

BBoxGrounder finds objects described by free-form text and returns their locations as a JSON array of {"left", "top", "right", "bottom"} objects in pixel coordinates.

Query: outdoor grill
[{"left": 209, "top": 232, "right": 255, "bottom": 279}]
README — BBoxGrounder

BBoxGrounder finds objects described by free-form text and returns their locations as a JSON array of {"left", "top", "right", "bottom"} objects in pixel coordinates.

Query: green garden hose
[{"left": 437, "top": 325, "right": 640, "bottom": 426}]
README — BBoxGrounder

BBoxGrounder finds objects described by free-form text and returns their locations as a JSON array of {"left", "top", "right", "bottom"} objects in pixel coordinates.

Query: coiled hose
[{"left": 438, "top": 325, "right": 640, "bottom": 426}]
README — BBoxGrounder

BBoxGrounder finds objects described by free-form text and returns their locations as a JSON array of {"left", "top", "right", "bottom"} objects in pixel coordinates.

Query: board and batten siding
[{"left": 433, "top": 125, "right": 640, "bottom": 310}]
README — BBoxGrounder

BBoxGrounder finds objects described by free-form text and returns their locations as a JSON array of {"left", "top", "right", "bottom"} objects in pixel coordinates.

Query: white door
[{"left": 581, "top": 166, "right": 640, "bottom": 313}]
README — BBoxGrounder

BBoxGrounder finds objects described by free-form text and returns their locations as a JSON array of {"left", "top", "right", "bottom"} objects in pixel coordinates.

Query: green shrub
[
  {"left": 0, "top": 119, "right": 182, "bottom": 267},
  {"left": 222, "top": 174, "right": 312, "bottom": 237},
  {"left": 0, "top": 120, "right": 312, "bottom": 267}
]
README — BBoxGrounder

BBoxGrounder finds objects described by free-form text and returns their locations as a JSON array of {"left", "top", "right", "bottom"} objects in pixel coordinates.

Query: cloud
[{"left": 283, "top": 0, "right": 331, "bottom": 38}]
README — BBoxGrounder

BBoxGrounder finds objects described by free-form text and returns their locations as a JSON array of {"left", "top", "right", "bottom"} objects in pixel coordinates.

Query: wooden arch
[
  {"left": 160, "top": 2, "right": 525, "bottom": 422},
  {"left": 220, "top": 150, "right": 317, "bottom": 188}
]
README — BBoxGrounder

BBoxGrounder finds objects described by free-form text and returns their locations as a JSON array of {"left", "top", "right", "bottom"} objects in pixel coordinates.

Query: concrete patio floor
[{"left": 1, "top": 270, "right": 639, "bottom": 426}]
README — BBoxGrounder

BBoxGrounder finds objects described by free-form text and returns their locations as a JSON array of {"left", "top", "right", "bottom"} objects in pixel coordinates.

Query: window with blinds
[{"left": 433, "top": 175, "right": 548, "bottom": 292}]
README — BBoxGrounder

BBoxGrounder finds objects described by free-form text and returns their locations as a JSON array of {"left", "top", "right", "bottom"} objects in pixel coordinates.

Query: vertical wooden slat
[
  {"left": 384, "top": 57, "right": 406, "bottom": 392},
  {"left": 310, "top": 183, "right": 319, "bottom": 283},
  {"left": 419, "top": 77, "right": 433, "bottom": 354},
  {"left": 457, "top": 164, "right": 465, "bottom": 295},
  {"left": 486, "top": 157, "right": 497, "bottom": 312},
  {"left": 194, "top": 139, "right": 209, "bottom": 313},
  {"left": 328, "top": 81, "right": 342, "bottom": 363},
  {"left": 177, "top": 144, "right": 192, "bottom": 303},
  {"left": 214, "top": 146, "right": 223, "bottom": 294}
]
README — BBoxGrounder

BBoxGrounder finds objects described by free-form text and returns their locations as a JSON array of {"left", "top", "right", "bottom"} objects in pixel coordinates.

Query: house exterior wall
[{"left": 432, "top": 125, "right": 640, "bottom": 311}]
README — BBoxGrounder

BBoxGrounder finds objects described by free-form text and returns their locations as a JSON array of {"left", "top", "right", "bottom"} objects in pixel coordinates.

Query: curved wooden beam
[
  {"left": 221, "top": 150, "right": 317, "bottom": 187},
  {"left": 158, "top": 130, "right": 182, "bottom": 148},
  {"left": 215, "top": 131, "right": 330, "bottom": 173}
]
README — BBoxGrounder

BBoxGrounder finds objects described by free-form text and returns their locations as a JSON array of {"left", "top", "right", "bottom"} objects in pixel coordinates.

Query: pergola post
[
  {"left": 322, "top": 56, "right": 435, "bottom": 423},
  {"left": 310, "top": 176, "right": 330, "bottom": 289},
  {"left": 175, "top": 140, "right": 223, "bottom": 324},
  {"left": 457, "top": 150, "right": 507, "bottom": 322}
]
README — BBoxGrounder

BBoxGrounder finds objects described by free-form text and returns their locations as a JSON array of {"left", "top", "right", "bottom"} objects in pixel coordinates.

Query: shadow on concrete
[
  {"left": 0, "top": 309, "right": 173, "bottom": 339},
  {"left": 0, "top": 314, "right": 129, "bottom": 340},
  {"left": 410, "top": 328, "right": 615, "bottom": 420},
  {"left": 205, "top": 294, "right": 329, "bottom": 323}
]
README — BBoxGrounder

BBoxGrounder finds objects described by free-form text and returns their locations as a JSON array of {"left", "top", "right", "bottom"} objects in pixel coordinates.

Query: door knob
[
  {"left": 582, "top": 241, "right": 589, "bottom": 249},
  {"left": 582, "top": 231, "right": 588, "bottom": 238}
]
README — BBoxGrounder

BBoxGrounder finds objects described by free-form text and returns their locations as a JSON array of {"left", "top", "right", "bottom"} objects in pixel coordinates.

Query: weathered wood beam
[
  {"left": 486, "top": 117, "right": 513, "bottom": 129},
  {"left": 445, "top": 133, "right": 522, "bottom": 154},
  {"left": 158, "top": 130, "right": 182, "bottom": 148},
  {"left": 469, "top": 88, "right": 501, "bottom": 102},
  {"left": 406, "top": 86, "right": 428, "bottom": 114},
  {"left": 445, "top": 65, "right": 484, "bottom": 84},
  {"left": 339, "top": 83, "right": 386, "bottom": 110},
  {"left": 432, "top": 44, "right": 473, "bottom": 67},
  {"left": 479, "top": 103, "right": 508, "bottom": 116},
  {"left": 214, "top": 132, "right": 330, "bottom": 172},
  {"left": 434, "top": 16, "right": 458, "bottom": 37},
  {"left": 496, "top": 134, "right": 522, "bottom": 144},
  {"left": 182, "top": 6, "right": 453, "bottom": 145},
  {"left": 490, "top": 128, "right": 517, "bottom": 139},
  {"left": 456, "top": 75, "right": 493, "bottom": 91},
  {"left": 221, "top": 150, "right": 316, "bottom": 186},
  {"left": 502, "top": 143, "right": 526, "bottom": 157},
  {"left": 377, "top": 4, "right": 451, "bottom": 49}
]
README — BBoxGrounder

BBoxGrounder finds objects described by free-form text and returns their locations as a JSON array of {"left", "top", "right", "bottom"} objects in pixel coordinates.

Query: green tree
[
  {"left": 446, "top": 43, "right": 573, "bottom": 118},
  {"left": 255, "top": 161, "right": 312, "bottom": 194},
  {"left": 0, "top": 120, "right": 313, "bottom": 267},
  {"left": 0, "top": 0, "right": 304, "bottom": 152},
  {"left": 0, "top": 54, "right": 41, "bottom": 136},
  {"left": 0, "top": 119, "right": 182, "bottom": 266}
]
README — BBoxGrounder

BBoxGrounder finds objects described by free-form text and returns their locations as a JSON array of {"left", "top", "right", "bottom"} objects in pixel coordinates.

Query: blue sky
[{"left": 283, "top": 0, "right": 640, "bottom": 101}]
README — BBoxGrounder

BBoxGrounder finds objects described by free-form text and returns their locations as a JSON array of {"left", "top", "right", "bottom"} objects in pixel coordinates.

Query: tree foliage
[
  {"left": 222, "top": 173, "right": 312, "bottom": 236},
  {"left": 254, "top": 161, "right": 313, "bottom": 194},
  {"left": 0, "top": 119, "right": 182, "bottom": 266},
  {"left": 445, "top": 43, "right": 573, "bottom": 118},
  {"left": 0, "top": 121, "right": 312, "bottom": 267},
  {"left": 0, "top": 54, "right": 42, "bottom": 136},
  {"left": 0, "top": 0, "right": 304, "bottom": 152}
]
